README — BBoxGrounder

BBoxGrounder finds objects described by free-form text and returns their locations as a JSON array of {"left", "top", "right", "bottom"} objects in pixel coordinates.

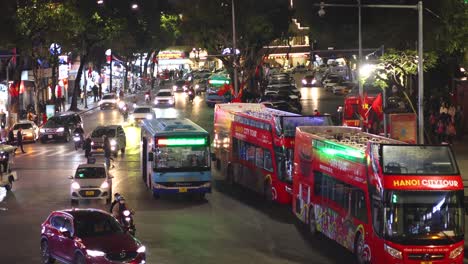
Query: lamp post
[
  {"left": 106, "top": 49, "right": 112, "bottom": 94},
  {"left": 315, "top": 1, "right": 424, "bottom": 143},
  {"left": 231, "top": 0, "right": 239, "bottom": 96}
]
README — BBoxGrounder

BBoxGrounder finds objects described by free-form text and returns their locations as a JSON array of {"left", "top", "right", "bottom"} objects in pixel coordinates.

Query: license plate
[
  {"left": 179, "top": 187, "right": 188, "bottom": 193},
  {"left": 85, "top": 191, "right": 95, "bottom": 196},
  {"left": 48, "top": 135, "right": 53, "bottom": 139},
  {"left": 421, "top": 262, "right": 432, "bottom": 264}
]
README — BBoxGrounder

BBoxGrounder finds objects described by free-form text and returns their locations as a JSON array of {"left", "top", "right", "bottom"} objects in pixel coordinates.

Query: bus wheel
[
  {"left": 308, "top": 207, "right": 317, "bottom": 235},
  {"left": 355, "top": 233, "right": 370, "bottom": 264}
]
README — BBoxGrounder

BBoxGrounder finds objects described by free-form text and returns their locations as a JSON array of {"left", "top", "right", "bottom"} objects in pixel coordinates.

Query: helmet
[{"left": 114, "top": 193, "right": 122, "bottom": 200}]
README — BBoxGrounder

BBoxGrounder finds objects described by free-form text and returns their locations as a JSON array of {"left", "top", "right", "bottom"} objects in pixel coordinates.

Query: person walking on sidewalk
[
  {"left": 16, "top": 128, "right": 26, "bottom": 153},
  {"left": 92, "top": 84, "right": 99, "bottom": 102}
]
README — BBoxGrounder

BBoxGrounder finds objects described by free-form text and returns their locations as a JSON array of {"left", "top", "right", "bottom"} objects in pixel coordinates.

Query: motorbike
[
  {"left": 73, "top": 133, "right": 83, "bottom": 150},
  {"left": 121, "top": 209, "right": 136, "bottom": 236},
  {"left": 187, "top": 90, "right": 195, "bottom": 103}
]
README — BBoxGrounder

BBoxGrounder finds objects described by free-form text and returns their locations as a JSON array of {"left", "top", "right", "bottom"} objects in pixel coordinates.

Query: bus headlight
[
  {"left": 384, "top": 244, "right": 402, "bottom": 259},
  {"left": 449, "top": 245, "right": 463, "bottom": 259}
]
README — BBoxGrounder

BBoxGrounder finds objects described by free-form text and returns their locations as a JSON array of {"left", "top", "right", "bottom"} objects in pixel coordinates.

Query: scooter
[
  {"left": 121, "top": 209, "right": 136, "bottom": 236},
  {"left": 73, "top": 133, "right": 83, "bottom": 150},
  {"left": 188, "top": 90, "right": 195, "bottom": 103}
]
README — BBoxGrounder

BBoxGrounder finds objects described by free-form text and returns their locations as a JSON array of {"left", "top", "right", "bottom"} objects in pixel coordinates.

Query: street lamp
[
  {"left": 315, "top": 1, "right": 424, "bottom": 143},
  {"left": 131, "top": 3, "right": 138, "bottom": 10}
]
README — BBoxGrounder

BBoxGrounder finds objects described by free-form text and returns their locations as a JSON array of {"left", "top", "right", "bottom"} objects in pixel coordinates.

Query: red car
[{"left": 40, "top": 209, "right": 146, "bottom": 264}]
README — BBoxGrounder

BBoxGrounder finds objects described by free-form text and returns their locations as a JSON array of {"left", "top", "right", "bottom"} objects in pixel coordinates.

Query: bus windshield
[
  {"left": 382, "top": 145, "right": 458, "bottom": 175},
  {"left": 155, "top": 145, "right": 209, "bottom": 171},
  {"left": 383, "top": 190, "right": 464, "bottom": 245}
]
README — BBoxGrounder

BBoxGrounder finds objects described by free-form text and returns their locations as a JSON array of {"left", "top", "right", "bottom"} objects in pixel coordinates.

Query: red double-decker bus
[
  {"left": 213, "top": 103, "right": 332, "bottom": 204},
  {"left": 292, "top": 126, "right": 464, "bottom": 263},
  {"left": 343, "top": 87, "right": 380, "bottom": 127}
]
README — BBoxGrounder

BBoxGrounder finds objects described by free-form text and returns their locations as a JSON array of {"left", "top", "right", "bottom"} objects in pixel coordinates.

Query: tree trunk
[{"left": 69, "top": 53, "right": 87, "bottom": 111}]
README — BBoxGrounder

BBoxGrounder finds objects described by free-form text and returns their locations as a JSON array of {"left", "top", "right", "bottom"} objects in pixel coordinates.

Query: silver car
[
  {"left": 69, "top": 163, "right": 113, "bottom": 204},
  {"left": 90, "top": 125, "right": 126, "bottom": 157}
]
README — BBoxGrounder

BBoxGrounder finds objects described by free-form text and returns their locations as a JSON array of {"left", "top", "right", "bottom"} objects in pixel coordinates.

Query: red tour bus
[
  {"left": 292, "top": 126, "right": 464, "bottom": 263},
  {"left": 343, "top": 87, "right": 380, "bottom": 127},
  {"left": 213, "top": 103, "right": 332, "bottom": 204}
]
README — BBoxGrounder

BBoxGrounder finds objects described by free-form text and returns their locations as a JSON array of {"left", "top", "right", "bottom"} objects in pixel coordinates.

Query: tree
[
  {"left": 178, "top": 0, "right": 292, "bottom": 95},
  {"left": 16, "top": 0, "right": 79, "bottom": 115}
]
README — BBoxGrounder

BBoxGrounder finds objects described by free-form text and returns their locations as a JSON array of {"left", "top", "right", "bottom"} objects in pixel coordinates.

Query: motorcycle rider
[
  {"left": 110, "top": 193, "right": 122, "bottom": 214},
  {"left": 187, "top": 85, "right": 195, "bottom": 102},
  {"left": 73, "top": 125, "right": 85, "bottom": 146},
  {"left": 144, "top": 89, "right": 151, "bottom": 103},
  {"left": 111, "top": 194, "right": 132, "bottom": 225}
]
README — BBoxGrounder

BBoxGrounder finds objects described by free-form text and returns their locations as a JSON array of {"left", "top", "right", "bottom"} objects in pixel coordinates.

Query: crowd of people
[{"left": 427, "top": 97, "right": 464, "bottom": 144}]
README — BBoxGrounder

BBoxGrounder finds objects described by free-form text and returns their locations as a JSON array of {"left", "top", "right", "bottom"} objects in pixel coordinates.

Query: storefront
[{"left": 156, "top": 49, "right": 192, "bottom": 73}]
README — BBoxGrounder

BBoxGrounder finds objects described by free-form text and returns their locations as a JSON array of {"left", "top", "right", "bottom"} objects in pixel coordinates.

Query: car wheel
[
  {"left": 74, "top": 253, "right": 86, "bottom": 264},
  {"left": 41, "top": 240, "right": 55, "bottom": 264}
]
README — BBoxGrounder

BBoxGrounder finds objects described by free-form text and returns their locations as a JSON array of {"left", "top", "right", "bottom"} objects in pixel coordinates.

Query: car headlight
[
  {"left": 110, "top": 140, "right": 117, "bottom": 146},
  {"left": 168, "top": 99, "right": 174, "bottom": 104},
  {"left": 449, "top": 245, "right": 463, "bottom": 259},
  {"left": 384, "top": 244, "right": 402, "bottom": 259},
  {"left": 302, "top": 79, "right": 307, "bottom": 84},
  {"left": 40, "top": 128, "right": 45, "bottom": 133},
  {"left": 86, "top": 249, "right": 106, "bottom": 257},
  {"left": 137, "top": 245, "right": 146, "bottom": 253},
  {"left": 100, "top": 181, "right": 110, "bottom": 189},
  {"left": 312, "top": 79, "right": 316, "bottom": 84},
  {"left": 56, "top": 127, "right": 65, "bottom": 133},
  {"left": 146, "top": 114, "right": 153, "bottom": 120},
  {"left": 154, "top": 99, "right": 159, "bottom": 104},
  {"left": 71, "top": 182, "right": 80, "bottom": 189}
]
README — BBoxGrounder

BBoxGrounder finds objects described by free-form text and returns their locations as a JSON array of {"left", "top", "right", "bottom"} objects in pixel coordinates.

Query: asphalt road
[{"left": 0, "top": 76, "right": 360, "bottom": 264}]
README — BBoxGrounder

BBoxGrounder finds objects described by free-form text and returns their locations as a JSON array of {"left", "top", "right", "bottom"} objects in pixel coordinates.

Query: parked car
[
  {"left": 153, "top": 89, "right": 175, "bottom": 107},
  {"left": 90, "top": 125, "right": 126, "bottom": 157},
  {"left": 301, "top": 74, "right": 317, "bottom": 87},
  {"left": 322, "top": 75, "right": 343, "bottom": 91},
  {"left": 40, "top": 209, "right": 146, "bottom": 264},
  {"left": 260, "top": 100, "right": 301, "bottom": 114},
  {"left": 99, "top": 93, "right": 119, "bottom": 109},
  {"left": 12, "top": 120, "right": 39, "bottom": 142},
  {"left": 39, "top": 113, "right": 82, "bottom": 143},
  {"left": 130, "top": 106, "right": 155, "bottom": 124},
  {"left": 69, "top": 163, "right": 113, "bottom": 204},
  {"left": 265, "top": 84, "right": 301, "bottom": 99}
]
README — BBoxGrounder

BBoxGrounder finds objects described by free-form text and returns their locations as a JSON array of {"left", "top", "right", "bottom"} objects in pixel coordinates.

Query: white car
[
  {"left": 12, "top": 120, "right": 39, "bottom": 142},
  {"left": 69, "top": 163, "right": 113, "bottom": 204},
  {"left": 99, "top": 93, "right": 119, "bottom": 109},
  {"left": 130, "top": 106, "right": 155, "bottom": 124},
  {"left": 154, "top": 89, "right": 175, "bottom": 107}
]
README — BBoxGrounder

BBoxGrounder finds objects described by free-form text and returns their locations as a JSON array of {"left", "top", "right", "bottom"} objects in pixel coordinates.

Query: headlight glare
[
  {"left": 137, "top": 245, "right": 146, "bottom": 253},
  {"left": 449, "top": 245, "right": 463, "bottom": 259},
  {"left": 384, "top": 244, "right": 402, "bottom": 259},
  {"left": 100, "top": 181, "right": 109, "bottom": 189},
  {"left": 86, "top": 249, "right": 106, "bottom": 257},
  {"left": 71, "top": 182, "right": 80, "bottom": 189},
  {"left": 40, "top": 128, "right": 45, "bottom": 133},
  {"left": 56, "top": 127, "right": 65, "bottom": 133}
]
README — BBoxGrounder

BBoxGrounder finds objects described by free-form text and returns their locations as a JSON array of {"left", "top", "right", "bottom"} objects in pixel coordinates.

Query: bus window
[
  {"left": 256, "top": 147, "right": 264, "bottom": 168},
  {"left": 352, "top": 189, "right": 368, "bottom": 223},
  {"left": 155, "top": 145, "right": 209, "bottom": 170},
  {"left": 314, "top": 172, "right": 322, "bottom": 196},
  {"left": 264, "top": 150, "right": 273, "bottom": 172}
]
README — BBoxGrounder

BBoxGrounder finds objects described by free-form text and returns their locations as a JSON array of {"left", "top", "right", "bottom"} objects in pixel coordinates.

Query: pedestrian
[
  {"left": 92, "top": 84, "right": 99, "bottom": 102},
  {"left": 447, "top": 121, "right": 456, "bottom": 144},
  {"left": 16, "top": 127, "right": 26, "bottom": 153},
  {"left": 8, "top": 127, "right": 15, "bottom": 145},
  {"left": 314, "top": 109, "right": 320, "bottom": 116},
  {"left": 84, "top": 137, "right": 92, "bottom": 158},
  {"left": 436, "top": 120, "right": 446, "bottom": 144},
  {"left": 103, "top": 135, "right": 112, "bottom": 168},
  {"left": 42, "top": 113, "right": 48, "bottom": 126},
  {"left": 0, "top": 109, "right": 6, "bottom": 129}
]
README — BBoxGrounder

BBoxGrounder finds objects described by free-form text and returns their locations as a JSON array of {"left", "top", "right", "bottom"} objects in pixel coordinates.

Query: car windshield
[
  {"left": 13, "top": 123, "right": 33, "bottom": 130},
  {"left": 157, "top": 92, "right": 172, "bottom": 97},
  {"left": 382, "top": 190, "right": 464, "bottom": 245},
  {"left": 304, "top": 75, "right": 314, "bottom": 79},
  {"left": 74, "top": 212, "right": 124, "bottom": 237},
  {"left": 91, "top": 128, "right": 116, "bottom": 138},
  {"left": 155, "top": 145, "right": 210, "bottom": 172},
  {"left": 102, "top": 94, "right": 116, "bottom": 100},
  {"left": 44, "top": 117, "right": 66, "bottom": 127},
  {"left": 133, "top": 108, "right": 151, "bottom": 113},
  {"left": 75, "top": 167, "right": 106, "bottom": 179}
]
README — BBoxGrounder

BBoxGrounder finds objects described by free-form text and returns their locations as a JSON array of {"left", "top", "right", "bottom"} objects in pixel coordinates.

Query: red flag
[
  {"left": 359, "top": 93, "right": 371, "bottom": 119},
  {"left": 217, "top": 84, "right": 231, "bottom": 96},
  {"left": 371, "top": 93, "right": 383, "bottom": 120}
]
